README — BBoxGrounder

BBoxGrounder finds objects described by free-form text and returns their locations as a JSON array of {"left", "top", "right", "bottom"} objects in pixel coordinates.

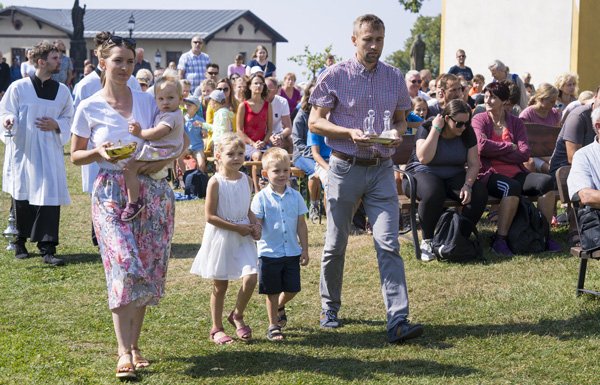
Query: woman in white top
[
  {"left": 71, "top": 36, "right": 185, "bottom": 380},
  {"left": 20, "top": 49, "right": 36, "bottom": 78}
]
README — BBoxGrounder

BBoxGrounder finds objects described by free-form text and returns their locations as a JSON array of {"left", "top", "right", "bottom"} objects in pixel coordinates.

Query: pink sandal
[
  {"left": 227, "top": 311, "right": 252, "bottom": 341},
  {"left": 209, "top": 327, "right": 234, "bottom": 345}
]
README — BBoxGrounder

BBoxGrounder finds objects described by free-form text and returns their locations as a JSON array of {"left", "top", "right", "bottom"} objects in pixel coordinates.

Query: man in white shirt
[
  {"left": 265, "top": 77, "right": 293, "bottom": 153},
  {"left": 0, "top": 41, "right": 73, "bottom": 266}
]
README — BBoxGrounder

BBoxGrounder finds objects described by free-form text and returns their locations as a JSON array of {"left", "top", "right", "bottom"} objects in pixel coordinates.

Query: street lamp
[
  {"left": 154, "top": 49, "right": 162, "bottom": 69},
  {"left": 127, "top": 13, "right": 135, "bottom": 39}
]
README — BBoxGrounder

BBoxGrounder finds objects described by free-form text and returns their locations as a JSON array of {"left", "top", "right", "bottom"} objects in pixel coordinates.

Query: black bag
[
  {"left": 431, "top": 209, "right": 483, "bottom": 262},
  {"left": 507, "top": 197, "right": 549, "bottom": 254},
  {"left": 183, "top": 169, "right": 209, "bottom": 198},
  {"left": 575, "top": 205, "right": 600, "bottom": 252}
]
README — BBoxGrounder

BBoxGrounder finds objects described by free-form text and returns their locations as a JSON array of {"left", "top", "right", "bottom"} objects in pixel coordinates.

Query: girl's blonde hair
[
  {"left": 528, "top": 83, "right": 559, "bottom": 106},
  {"left": 215, "top": 133, "right": 244, "bottom": 155},
  {"left": 554, "top": 72, "right": 579, "bottom": 97},
  {"left": 200, "top": 78, "right": 216, "bottom": 91}
]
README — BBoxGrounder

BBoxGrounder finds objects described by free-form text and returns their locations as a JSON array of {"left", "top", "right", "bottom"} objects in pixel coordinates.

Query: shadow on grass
[
  {"left": 63, "top": 253, "right": 101, "bottom": 265},
  {"left": 171, "top": 243, "right": 200, "bottom": 259},
  {"left": 181, "top": 351, "right": 476, "bottom": 380}
]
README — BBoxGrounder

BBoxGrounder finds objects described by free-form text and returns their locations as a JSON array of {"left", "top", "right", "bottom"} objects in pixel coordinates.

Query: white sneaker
[
  {"left": 419, "top": 239, "right": 436, "bottom": 262},
  {"left": 309, "top": 203, "right": 320, "bottom": 224}
]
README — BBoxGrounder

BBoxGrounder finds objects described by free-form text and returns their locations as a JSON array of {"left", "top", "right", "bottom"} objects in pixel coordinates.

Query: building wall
[
  {"left": 572, "top": 0, "right": 600, "bottom": 90},
  {"left": 441, "top": 0, "right": 573, "bottom": 87},
  {"left": 0, "top": 12, "right": 279, "bottom": 81}
]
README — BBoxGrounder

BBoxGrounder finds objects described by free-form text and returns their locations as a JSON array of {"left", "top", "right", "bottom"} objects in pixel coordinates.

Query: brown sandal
[
  {"left": 116, "top": 352, "right": 136, "bottom": 379},
  {"left": 131, "top": 347, "right": 150, "bottom": 369}
]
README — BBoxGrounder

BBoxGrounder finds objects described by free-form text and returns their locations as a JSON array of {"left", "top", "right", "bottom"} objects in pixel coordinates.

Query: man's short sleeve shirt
[{"left": 309, "top": 57, "right": 411, "bottom": 158}]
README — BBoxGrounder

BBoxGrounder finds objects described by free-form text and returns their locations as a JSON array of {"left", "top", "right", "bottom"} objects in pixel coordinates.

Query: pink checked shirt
[{"left": 309, "top": 56, "right": 412, "bottom": 158}]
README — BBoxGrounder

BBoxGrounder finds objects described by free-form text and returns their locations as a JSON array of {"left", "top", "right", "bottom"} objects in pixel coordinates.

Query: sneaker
[
  {"left": 121, "top": 198, "right": 145, "bottom": 222},
  {"left": 43, "top": 254, "right": 64, "bottom": 266},
  {"left": 419, "top": 239, "right": 436, "bottom": 262},
  {"left": 491, "top": 237, "right": 514, "bottom": 257},
  {"left": 15, "top": 243, "right": 30, "bottom": 259},
  {"left": 546, "top": 238, "right": 562, "bottom": 253},
  {"left": 309, "top": 203, "right": 320, "bottom": 224},
  {"left": 320, "top": 310, "right": 340, "bottom": 328},
  {"left": 389, "top": 321, "right": 424, "bottom": 343}
]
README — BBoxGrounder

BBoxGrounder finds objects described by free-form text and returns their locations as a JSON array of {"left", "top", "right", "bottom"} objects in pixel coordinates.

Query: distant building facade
[{"left": 0, "top": 7, "right": 287, "bottom": 79}]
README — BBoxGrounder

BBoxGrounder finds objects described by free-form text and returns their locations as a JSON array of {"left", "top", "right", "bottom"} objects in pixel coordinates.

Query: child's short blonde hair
[
  {"left": 155, "top": 78, "right": 183, "bottom": 97},
  {"left": 261, "top": 147, "right": 290, "bottom": 170},
  {"left": 216, "top": 133, "right": 244, "bottom": 155},
  {"left": 200, "top": 78, "right": 216, "bottom": 91}
]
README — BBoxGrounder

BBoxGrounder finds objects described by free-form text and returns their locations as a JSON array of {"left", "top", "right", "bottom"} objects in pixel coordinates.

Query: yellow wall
[{"left": 572, "top": 0, "right": 600, "bottom": 91}]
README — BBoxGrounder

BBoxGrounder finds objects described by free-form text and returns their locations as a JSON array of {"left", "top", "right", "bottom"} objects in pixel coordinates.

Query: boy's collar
[{"left": 266, "top": 183, "right": 289, "bottom": 196}]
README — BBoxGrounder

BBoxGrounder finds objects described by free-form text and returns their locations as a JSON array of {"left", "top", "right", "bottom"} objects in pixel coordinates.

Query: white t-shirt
[
  {"left": 271, "top": 94, "right": 289, "bottom": 135},
  {"left": 71, "top": 90, "right": 159, "bottom": 171}
]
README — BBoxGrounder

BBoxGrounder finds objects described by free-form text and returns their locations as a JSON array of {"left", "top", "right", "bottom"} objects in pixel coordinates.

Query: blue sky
[{"left": 8, "top": 0, "right": 442, "bottom": 81}]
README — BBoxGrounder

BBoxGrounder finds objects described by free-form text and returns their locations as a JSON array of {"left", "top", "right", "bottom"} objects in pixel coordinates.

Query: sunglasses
[
  {"left": 410, "top": 79, "right": 422, "bottom": 84},
  {"left": 192, "top": 41, "right": 203, "bottom": 44},
  {"left": 457, "top": 55, "right": 466, "bottom": 58},
  {"left": 449, "top": 116, "right": 470, "bottom": 128},
  {"left": 108, "top": 36, "right": 136, "bottom": 49},
  {"left": 217, "top": 87, "right": 230, "bottom": 92},
  {"left": 207, "top": 71, "right": 218, "bottom": 75}
]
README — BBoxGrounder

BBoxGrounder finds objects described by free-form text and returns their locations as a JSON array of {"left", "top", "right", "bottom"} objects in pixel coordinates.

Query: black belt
[{"left": 331, "top": 150, "right": 390, "bottom": 167}]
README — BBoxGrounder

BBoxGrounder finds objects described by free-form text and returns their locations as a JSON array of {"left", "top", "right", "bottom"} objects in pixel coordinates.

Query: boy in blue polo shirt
[{"left": 251, "top": 147, "right": 309, "bottom": 341}]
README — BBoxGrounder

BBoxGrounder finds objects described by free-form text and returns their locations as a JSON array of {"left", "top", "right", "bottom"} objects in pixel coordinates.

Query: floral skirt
[{"left": 92, "top": 169, "right": 175, "bottom": 310}]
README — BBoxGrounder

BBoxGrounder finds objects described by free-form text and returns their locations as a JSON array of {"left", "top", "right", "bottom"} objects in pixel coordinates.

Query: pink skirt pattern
[{"left": 92, "top": 169, "right": 175, "bottom": 310}]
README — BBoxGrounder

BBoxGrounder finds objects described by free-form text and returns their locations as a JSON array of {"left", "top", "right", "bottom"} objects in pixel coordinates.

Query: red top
[
  {"left": 242, "top": 100, "right": 269, "bottom": 142},
  {"left": 490, "top": 129, "right": 522, "bottom": 178}
]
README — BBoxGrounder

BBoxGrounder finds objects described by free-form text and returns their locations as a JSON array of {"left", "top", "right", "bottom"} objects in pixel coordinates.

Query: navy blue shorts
[{"left": 258, "top": 255, "right": 301, "bottom": 295}]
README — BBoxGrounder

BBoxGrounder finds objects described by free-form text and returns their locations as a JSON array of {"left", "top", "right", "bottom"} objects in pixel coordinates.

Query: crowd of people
[{"left": 2, "top": 11, "right": 599, "bottom": 380}]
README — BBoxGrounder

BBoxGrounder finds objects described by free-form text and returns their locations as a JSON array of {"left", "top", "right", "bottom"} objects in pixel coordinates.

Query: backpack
[
  {"left": 507, "top": 197, "right": 549, "bottom": 254},
  {"left": 183, "top": 169, "right": 209, "bottom": 198},
  {"left": 431, "top": 209, "right": 483, "bottom": 262}
]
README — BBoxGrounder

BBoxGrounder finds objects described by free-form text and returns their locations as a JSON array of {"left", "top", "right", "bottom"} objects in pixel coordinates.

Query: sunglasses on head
[
  {"left": 107, "top": 36, "right": 136, "bottom": 49},
  {"left": 449, "top": 116, "right": 469, "bottom": 128}
]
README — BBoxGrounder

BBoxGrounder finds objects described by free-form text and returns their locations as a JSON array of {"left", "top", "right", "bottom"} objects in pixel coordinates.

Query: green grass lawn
[{"left": 0, "top": 150, "right": 599, "bottom": 385}]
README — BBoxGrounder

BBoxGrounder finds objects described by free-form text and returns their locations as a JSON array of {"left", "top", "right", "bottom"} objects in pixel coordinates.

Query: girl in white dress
[{"left": 190, "top": 133, "right": 261, "bottom": 344}]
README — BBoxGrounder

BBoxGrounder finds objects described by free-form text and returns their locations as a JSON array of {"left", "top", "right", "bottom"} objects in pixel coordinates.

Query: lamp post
[
  {"left": 154, "top": 49, "right": 162, "bottom": 69},
  {"left": 127, "top": 13, "right": 135, "bottom": 39}
]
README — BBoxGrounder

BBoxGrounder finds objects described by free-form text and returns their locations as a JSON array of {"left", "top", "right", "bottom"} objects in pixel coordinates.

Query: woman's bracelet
[{"left": 432, "top": 124, "right": 443, "bottom": 133}]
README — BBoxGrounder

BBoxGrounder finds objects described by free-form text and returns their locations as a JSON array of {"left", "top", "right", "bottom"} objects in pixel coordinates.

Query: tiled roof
[{"left": 0, "top": 6, "right": 287, "bottom": 42}]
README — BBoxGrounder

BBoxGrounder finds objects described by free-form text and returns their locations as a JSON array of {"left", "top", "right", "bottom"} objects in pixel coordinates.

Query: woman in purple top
[
  {"left": 279, "top": 72, "right": 301, "bottom": 120},
  {"left": 472, "top": 81, "right": 560, "bottom": 256},
  {"left": 519, "top": 83, "right": 561, "bottom": 173}
]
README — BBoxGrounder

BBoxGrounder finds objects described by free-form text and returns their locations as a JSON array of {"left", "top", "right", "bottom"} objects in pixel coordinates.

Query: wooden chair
[{"left": 555, "top": 165, "right": 600, "bottom": 296}]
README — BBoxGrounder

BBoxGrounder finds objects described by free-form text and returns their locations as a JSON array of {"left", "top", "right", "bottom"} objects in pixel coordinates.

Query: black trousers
[
  {"left": 403, "top": 171, "right": 488, "bottom": 239},
  {"left": 14, "top": 199, "right": 60, "bottom": 255}
]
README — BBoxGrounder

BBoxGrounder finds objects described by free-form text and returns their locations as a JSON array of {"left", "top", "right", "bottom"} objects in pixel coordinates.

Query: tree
[
  {"left": 385, "top": 14, "right": 441, "bottom": 76},
  {"left": 288, "top": 45, "right": 339, "bottom": 80},
  {"left": 398, "top": 0, "right": 426, "bottom": 13}
]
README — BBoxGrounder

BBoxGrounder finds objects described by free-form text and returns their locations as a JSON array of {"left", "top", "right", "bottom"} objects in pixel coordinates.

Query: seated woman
[
  {"left": 554, "top": 72, "right": 578, "bottom": 111},
  {"left": 519, "top": 83, "right": 561, "bottom": 173},
  {"left": 402, "top": 99, "right": 488, "bottom": 262},
  {"left": 472, "top": 81, "right": 561, "bottom": 256}
]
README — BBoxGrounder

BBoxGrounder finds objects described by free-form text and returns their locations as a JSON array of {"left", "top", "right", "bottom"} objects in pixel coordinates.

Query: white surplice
[{"left": 0, "top": 77, "right": 73, "bottom": 206}]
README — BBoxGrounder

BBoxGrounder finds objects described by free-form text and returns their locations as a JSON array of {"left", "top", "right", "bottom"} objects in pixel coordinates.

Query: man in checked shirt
[{"left": 308, "top": 14, "right": 423, "bottom": 343}]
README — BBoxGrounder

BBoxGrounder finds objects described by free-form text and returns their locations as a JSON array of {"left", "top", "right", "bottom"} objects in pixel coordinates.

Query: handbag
[{"left": 575, "top": 205, "right": 600, "bottom": 252}]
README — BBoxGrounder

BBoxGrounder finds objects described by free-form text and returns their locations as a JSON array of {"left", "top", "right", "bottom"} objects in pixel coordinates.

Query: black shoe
[
  {"left": 389, "top": 321, "right": 423, "bottom": 343},
  {"left": 43, "top": 254, "right": 65, "bottom": 266},
  {"left": 15, "top": 244, "right": 30, "bottom": 259}
]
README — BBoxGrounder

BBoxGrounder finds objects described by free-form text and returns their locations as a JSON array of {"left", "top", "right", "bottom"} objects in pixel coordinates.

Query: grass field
[{"left": 0, "top": 149, "right": 599, "bottom": 385}]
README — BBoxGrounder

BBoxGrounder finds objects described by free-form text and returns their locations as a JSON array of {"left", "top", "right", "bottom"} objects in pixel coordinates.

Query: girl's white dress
[{"left": 190, "top": 172, "right": 258, "bottom": 279}]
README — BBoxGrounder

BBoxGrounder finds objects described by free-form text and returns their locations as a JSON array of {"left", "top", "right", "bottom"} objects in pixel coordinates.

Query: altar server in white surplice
[{"left": 0, "top": 41, "right": 73, "bottom": 266}]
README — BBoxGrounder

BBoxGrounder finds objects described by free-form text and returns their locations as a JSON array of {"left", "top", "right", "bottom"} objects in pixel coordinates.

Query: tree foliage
[
  {"left": 288, "top": 45, "right": 340, "bottom": 80},
  {"left": 385, "top": 14, "right": 441, "bottom": 76},
  {"left": 398, "top": 0, "right": 426, "bottom": 13}
]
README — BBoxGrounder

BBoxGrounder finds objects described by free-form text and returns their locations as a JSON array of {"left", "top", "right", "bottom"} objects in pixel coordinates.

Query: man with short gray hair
[
  {"left": 405, "top": 70, "right": 430, "bottom": 100},
  {"left": 178, "top": 35, "right": 211, "bottom": 91}
]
